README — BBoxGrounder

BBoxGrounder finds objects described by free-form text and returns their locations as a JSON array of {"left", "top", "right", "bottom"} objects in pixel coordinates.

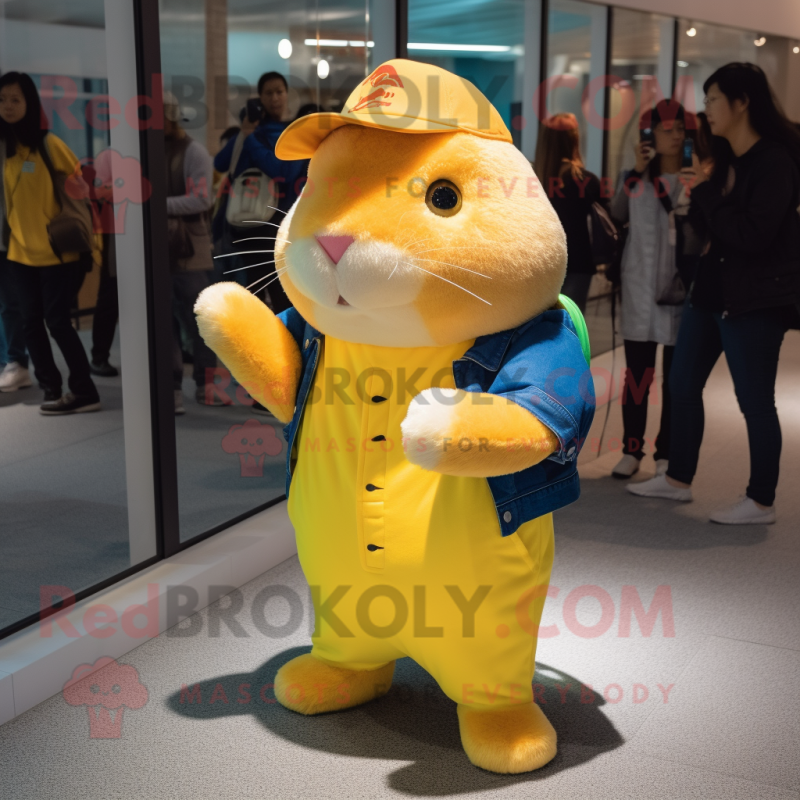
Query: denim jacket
[{"left": 276, "top": 306, "right": 595, "bottom": 536}]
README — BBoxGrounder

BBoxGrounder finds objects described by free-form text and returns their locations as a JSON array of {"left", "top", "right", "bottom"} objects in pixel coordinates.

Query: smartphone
[
  {"left": 245, "top": 98, "right": 264, "bottom": 123},
  {"left": 682, "top": 137, "right": 694, "bottom": 168},
  {"left": 640, "top": 126, "right": 655, "bottom": 146}
]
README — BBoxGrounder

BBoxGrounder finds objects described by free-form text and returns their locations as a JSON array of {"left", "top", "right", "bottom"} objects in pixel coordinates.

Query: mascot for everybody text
[{"left": 196, "top": 59, "right": 594, "bottom": 774}]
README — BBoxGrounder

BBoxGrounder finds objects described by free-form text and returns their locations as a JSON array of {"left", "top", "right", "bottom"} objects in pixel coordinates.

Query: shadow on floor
[{"left": 166, "top": 646, "right": 622, "bottom": 796}]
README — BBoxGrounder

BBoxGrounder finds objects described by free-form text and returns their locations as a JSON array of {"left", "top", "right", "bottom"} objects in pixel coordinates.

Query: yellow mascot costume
[{"left": 195, "top": 59, "right": 595, "bottom": 774}]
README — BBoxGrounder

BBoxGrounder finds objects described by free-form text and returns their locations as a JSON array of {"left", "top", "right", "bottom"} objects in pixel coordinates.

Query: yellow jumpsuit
[{"left": 287, "top": 335, "right": 554, "bottom": 708}]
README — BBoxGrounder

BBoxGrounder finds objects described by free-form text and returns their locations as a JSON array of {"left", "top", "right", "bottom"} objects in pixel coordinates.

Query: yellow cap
[{"left": 276, "top": 58, "right": 513, "bottom": 160}]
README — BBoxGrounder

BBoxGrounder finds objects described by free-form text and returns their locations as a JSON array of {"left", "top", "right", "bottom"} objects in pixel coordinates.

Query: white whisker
[
  {"left": 232, "top": 236, "right": 287, "bottom": 243},
  {"left": 247, "top": 266, "right": 289, "bottom": 292},
  {"left": 236, "top": 221, "right": 283, "bottom": 229},
  {"left": 214, "top": 246, "right": 290, "bottom": 259},
  {"left": 415, "top": 257, "right": 492, "bottom": 278},
  {"left": 242, "top": 206, "right": 287, "bottom": 219},
  {"left": 406, "top": 262, "right": 491, "bottom": 305},
  {"left": 223, "top": 259, "right": 279, "bottom": 274}
]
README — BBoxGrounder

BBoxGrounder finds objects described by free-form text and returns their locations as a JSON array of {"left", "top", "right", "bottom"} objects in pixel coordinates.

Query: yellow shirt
[
  {"left": 3, "top": 133, "right": 80, "bottom": 266},
  {"left": 287, "top": 334, "right": 555, "bottom": 707}
]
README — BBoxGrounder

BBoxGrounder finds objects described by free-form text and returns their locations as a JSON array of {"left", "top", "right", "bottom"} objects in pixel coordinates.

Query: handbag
[
  {"left": 587, "top": 200, "right": 622, "bottom": 267},
  {"left": 655, "top": 183, "right": 687, "bottom": 306},
  {"left": 39, "top": 136, "right": 94, "bottom": 260},
  {"left": 224, "top": 130, "right": 278, "bottom": 229}
]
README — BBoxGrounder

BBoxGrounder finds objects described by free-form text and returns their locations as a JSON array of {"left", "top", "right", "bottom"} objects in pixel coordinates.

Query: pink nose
[{"left": 316, "top": 235, "right": 354, "bottom": 265}]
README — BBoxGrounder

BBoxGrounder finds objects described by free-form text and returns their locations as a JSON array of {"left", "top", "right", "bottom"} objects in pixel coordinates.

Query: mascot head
[{"left": 271, "top": 58, "right": 566, "bottom": 347}]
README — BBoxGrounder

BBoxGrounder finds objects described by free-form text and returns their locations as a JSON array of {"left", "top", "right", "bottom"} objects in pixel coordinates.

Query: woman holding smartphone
[
  {"left": 609, "top": 101, "right": 693, "bottom": 478},
  {"left": 628, "top": 63, "right": 800, "bottom": 524}
]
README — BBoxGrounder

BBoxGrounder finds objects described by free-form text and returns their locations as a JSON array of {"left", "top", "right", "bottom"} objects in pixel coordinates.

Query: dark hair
[
  {"left": 533, "top": 113, "right": 584, "bottom": 185},
  {"left": 0, "top": 71, "right": 48, "bottom": 155},
  {"left": 703, "top": 62, "right": 800, "bottom": 182},
  {"left": 639, "top": 100, "right": 694, "bottom": 180},
  {"left": 257, "top": 71, "right": 288, "bottom": 95}
]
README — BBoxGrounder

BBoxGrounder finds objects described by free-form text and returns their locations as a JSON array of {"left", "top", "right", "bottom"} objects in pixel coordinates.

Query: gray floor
[{"left": 0, "top": 329, "right": 798, "bottom": 798}]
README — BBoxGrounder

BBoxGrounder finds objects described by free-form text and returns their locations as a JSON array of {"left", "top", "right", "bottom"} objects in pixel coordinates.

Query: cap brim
[{"left": 275, "top": 112, "right": 484, "bottom": 160}]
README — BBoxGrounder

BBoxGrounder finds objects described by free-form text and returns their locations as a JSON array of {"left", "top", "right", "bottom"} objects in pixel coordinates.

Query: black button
[
  {"left": 371, "top": 395, "right": 387, "bottom": 403},
  {"left": 371, "top": 435, "right": 386, "bottom": 442},
  {"left": 365, "top": 483, "right": 383, "bottom": 491},
  {"left": 367, "top": 544, "right": 384, "bottom": 552}
]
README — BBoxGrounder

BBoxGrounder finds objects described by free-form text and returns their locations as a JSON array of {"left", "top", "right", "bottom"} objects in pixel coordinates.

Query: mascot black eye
[{"left": 425, "top": 179, "right": 462, "bottom": 217}]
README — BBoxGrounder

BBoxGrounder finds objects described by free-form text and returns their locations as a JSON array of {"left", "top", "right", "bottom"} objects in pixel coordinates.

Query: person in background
[
  {"left": 0, "top": 206, "right": 30, "bottom": 393},
  {"left": 533, "top": 112, "right": 604, "bottom": 313},
  {"left": 83, "top": 150, "right": 120, "bottom": 378},
  {"left": 0, "top": 71, "right": 100, "bottom": 414},
  {"left": 628, "top": 63, "right": 800, "bottom": 524},
  {"left": 211, "top": 125, "right": 241, "bottom": 285},
  {"left": 213, "top": 71, "right": 308, "bottom": 313},
  {"left": 609, "top": 101, "right": 694, "bottom": 479},
  {"left": 163, "top": 92, "right": 221, "bottom": 415}
]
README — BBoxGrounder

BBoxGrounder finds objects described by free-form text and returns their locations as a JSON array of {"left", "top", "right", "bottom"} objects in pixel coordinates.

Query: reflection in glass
[
  {"left": 159, "top": 0, "right": 374, "bottom": 542},
  {"left": 0, "top": 0, "right": 147, "bottom": 636}
]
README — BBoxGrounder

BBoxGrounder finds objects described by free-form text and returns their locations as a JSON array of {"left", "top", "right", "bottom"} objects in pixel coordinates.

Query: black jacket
[
  {"left": 549, "top": 169, "right": 603, "bottom": 275},
  {"left": 688, "top": 138, "right": 800, "bottom": 316}
]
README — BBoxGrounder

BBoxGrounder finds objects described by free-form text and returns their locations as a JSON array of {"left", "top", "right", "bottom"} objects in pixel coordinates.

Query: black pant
[
  {"left": 668, "top": 304, "right": 786, "bottom": 506},
  {"left": 91, "top": 257, "right": 119, "bottom": 363},
  {"left": 171, "top": 270, "right": 218, "bottom": 390},
  {"left": 5, "top": 259, "right": 97, "bottom": 398},
  {"left": 0, "top": 252, "right": 28, "bottom": 367},
  {"left": 621, "top": 339, "right": 674, "bottom": 461}
]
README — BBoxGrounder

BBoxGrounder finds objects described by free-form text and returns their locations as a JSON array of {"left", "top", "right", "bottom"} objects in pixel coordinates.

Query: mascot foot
[
  {"left": 275, "top": 654, "right": 395, "bottom": 714},
  {"left": 457, "top": 702, "right": 557, "bottom": 774}
]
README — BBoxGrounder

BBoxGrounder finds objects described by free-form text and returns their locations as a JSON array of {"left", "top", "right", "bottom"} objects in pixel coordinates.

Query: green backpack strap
[{"left": 556, "top": 293, "right": 591, "bottom": 365}]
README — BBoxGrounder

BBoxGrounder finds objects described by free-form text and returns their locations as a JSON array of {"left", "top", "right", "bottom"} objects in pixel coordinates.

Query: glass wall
[
  {"left": 408, "top": 0, "right": 525, "bottom": 147},
  {"left": 606, "top": 7, "right": 675, "bottom": 187},
  {"left": 158, "top": 0, "right": 375, "bottom": 542},
  {"left": 0, "top": 0, "right": 156, "bottom": 636},
  {"left": 544, "top": 0, "right": 607, "bottom": 172}
]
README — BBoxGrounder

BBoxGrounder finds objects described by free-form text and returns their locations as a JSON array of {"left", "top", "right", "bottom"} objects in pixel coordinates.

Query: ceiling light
[
  {"left": 754, "top": 36, "right": 766, "bottom": 46},
  {"left": 407, "top": 43, "right": 511, "bottom": 52},
  {"left": 304, "top": 38, "right": 374, "bottom": 47},
  {"left": 317, "top": 59, "right": 330, "bottom": 79},
  {"left": 794, "top": 46, "right": 800, "bottom": 54},
  {"left": 677, "top": 60, "right": 689, "bottom": 68},
  {"left": 686, "top": 27, "right": 697, "bottom": 37},
  {"left": 278, "top": 38, "right": 292, "bottom": 59}
]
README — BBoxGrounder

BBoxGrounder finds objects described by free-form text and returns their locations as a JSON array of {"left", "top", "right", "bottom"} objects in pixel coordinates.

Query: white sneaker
[
  {"left": 655, "top": 459, "right": 669, "bottom": 476},
  {"left": 0, "top": 361, "right": 32, "bottom": 392},
  {"left": 612, "top": 454, "right": 640, "bottom": 479},
  {"left": 174, "top": 389, "right": 185, "bottom": 416},
  {"left": 626, "top": 472, "right": 693, "bottom": 502},
  {"left": 709, "top": 496, "right": 776, "bottom": 525}
]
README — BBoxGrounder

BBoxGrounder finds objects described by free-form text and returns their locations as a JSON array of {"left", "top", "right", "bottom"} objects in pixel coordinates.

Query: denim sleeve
[
  {"left": 489, "top": 311, "right": 596, "bottom": 461},
  {"left": 277, "top": 307, "right": 306, "bottom": 350}
]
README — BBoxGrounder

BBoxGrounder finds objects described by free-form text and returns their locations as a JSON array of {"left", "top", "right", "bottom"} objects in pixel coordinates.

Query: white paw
[{"left": 401, "top": 387, "right": 465, "bottom": 470}]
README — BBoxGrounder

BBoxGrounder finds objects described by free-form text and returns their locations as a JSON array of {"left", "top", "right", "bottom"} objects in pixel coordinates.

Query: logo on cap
[{"left": 349, "top": 64, "right": 405, "bottom": 113}]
